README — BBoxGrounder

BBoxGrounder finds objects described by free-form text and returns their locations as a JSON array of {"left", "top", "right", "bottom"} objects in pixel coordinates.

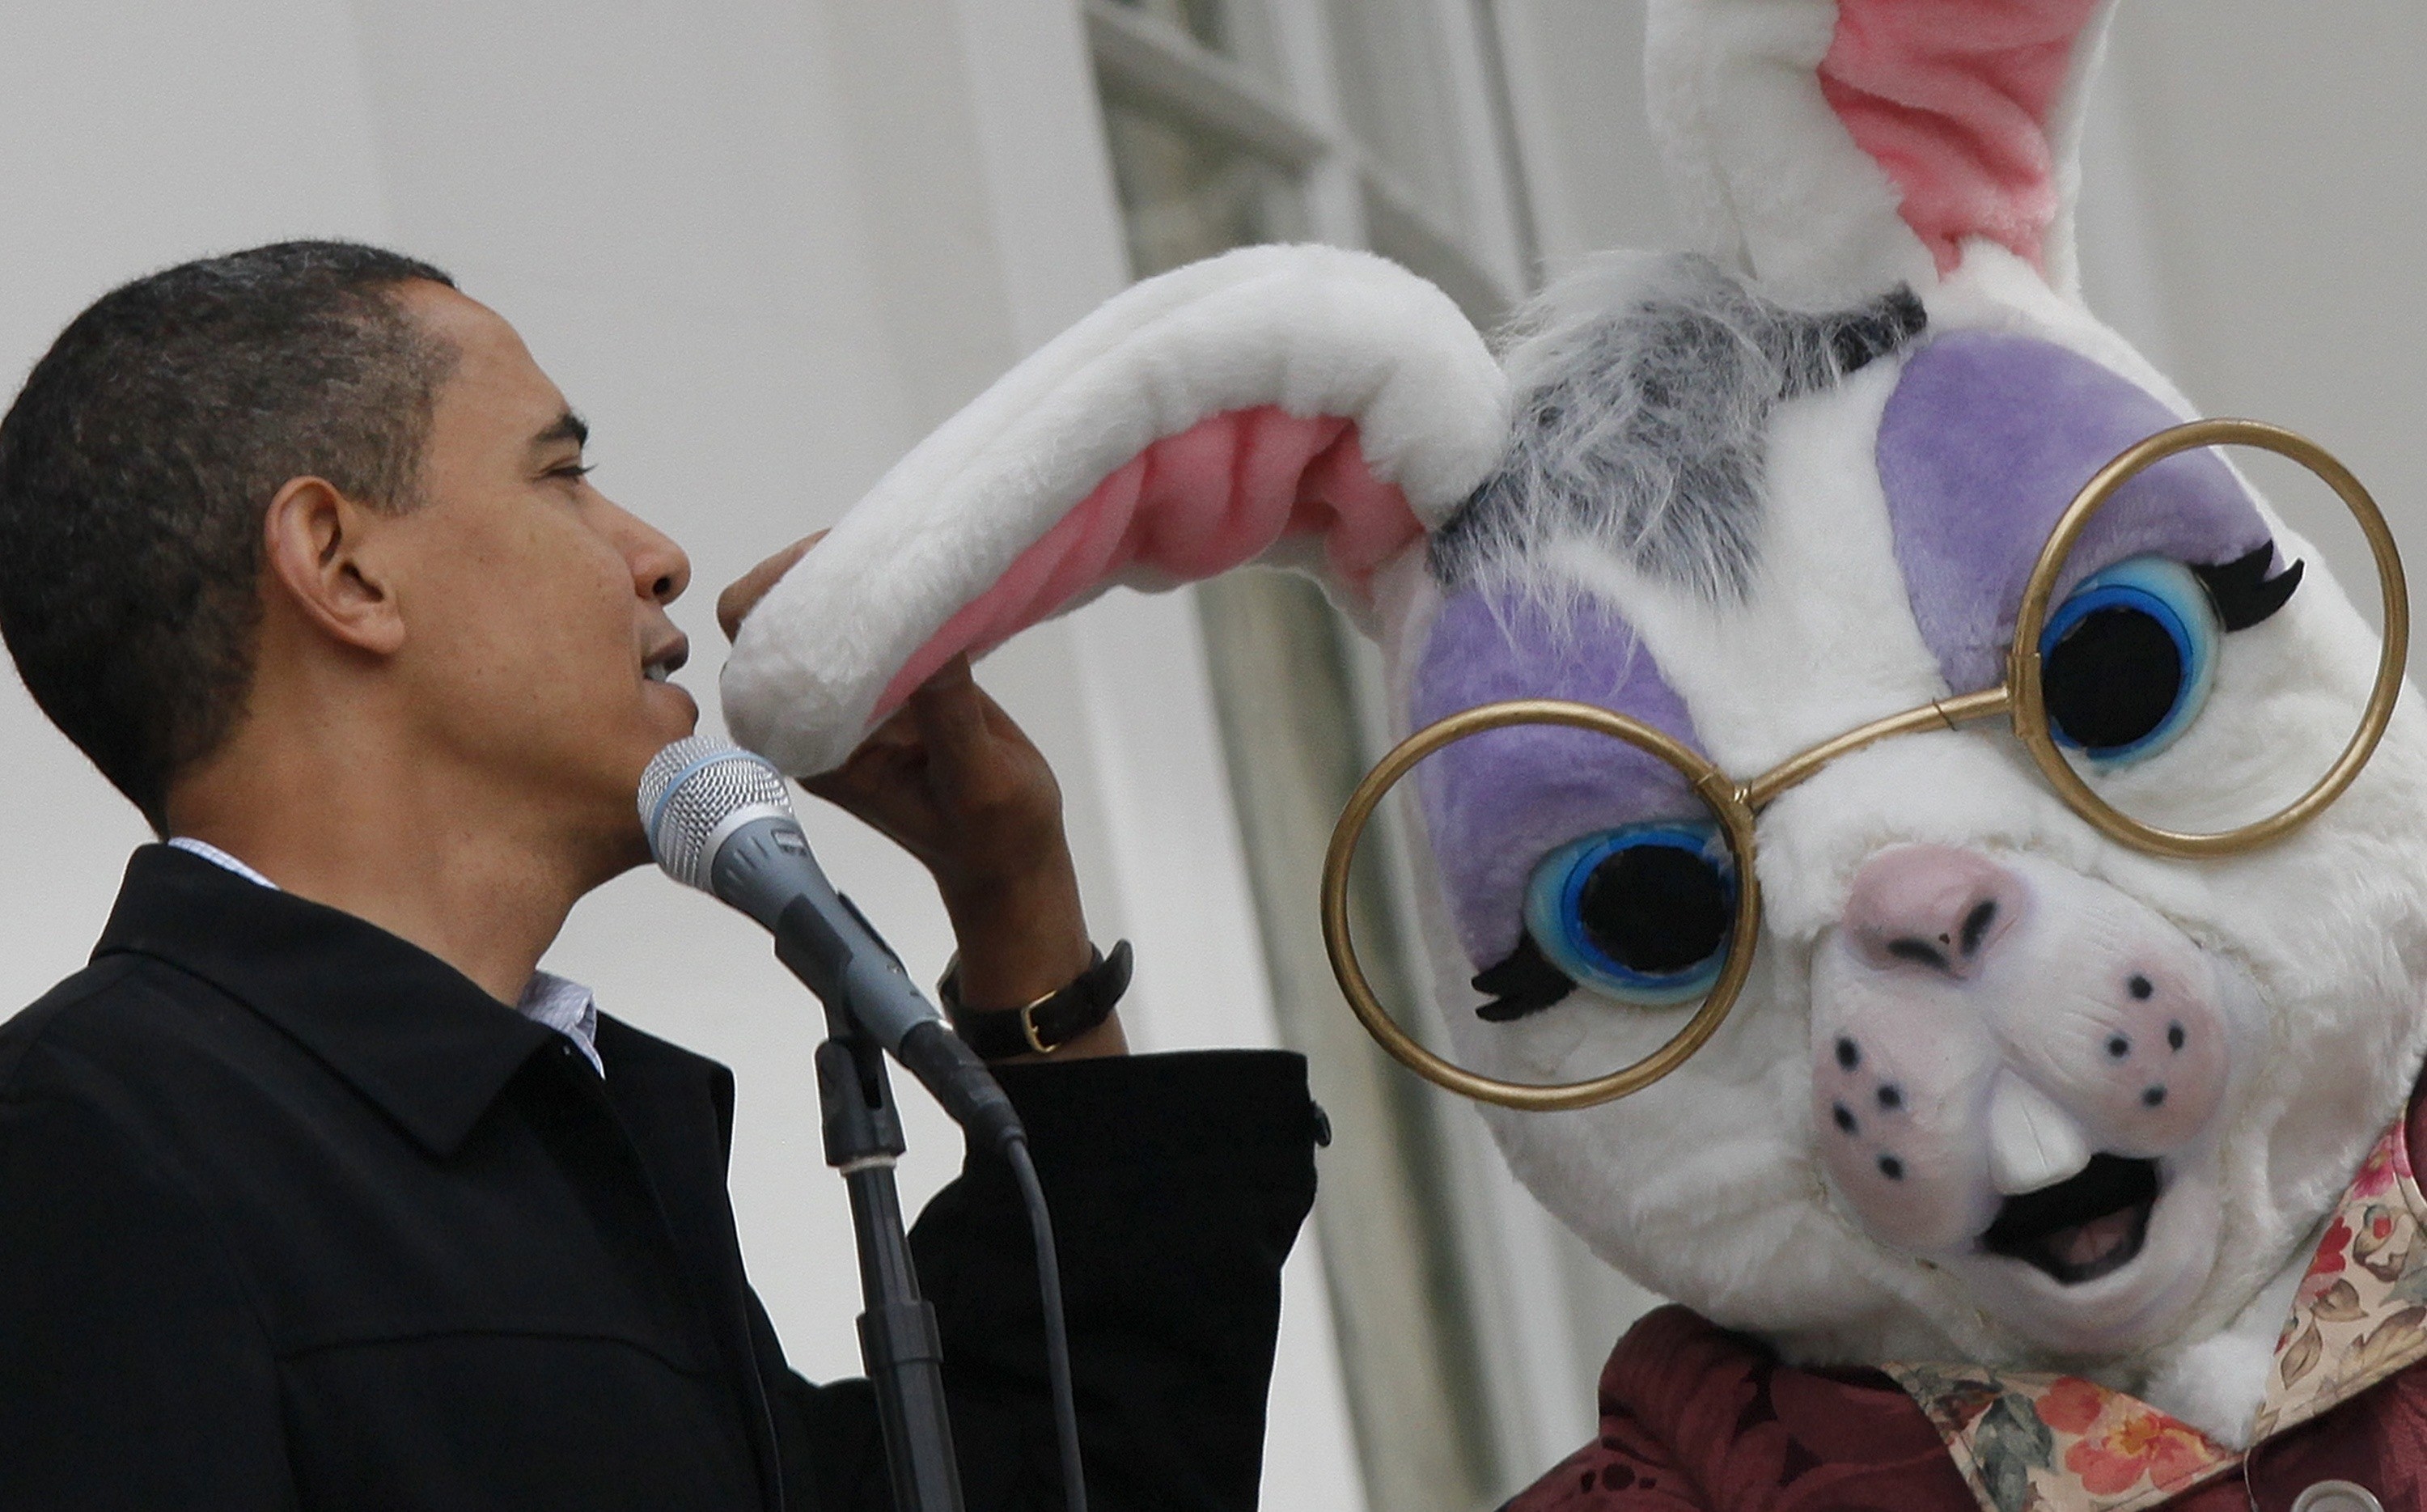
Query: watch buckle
[{"left": 1019, "top": 999, "right": 1065, "bottom": 1057}]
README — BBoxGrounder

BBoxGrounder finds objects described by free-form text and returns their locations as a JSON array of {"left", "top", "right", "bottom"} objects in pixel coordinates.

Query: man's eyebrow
[{"left": 530, "top": 409, "right": 590, "bottom": 453}]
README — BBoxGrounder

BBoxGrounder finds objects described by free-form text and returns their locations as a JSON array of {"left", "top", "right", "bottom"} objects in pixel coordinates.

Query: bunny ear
[
  {"left": 722, "top": 244, "right": 1507, "bottom": 776},
  {"left": 1649, "top": 0, "right": 2116, "bottom": 302}
]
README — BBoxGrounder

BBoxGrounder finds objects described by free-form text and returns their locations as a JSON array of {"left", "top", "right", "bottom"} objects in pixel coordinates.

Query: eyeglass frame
[{"left": 1319, "top": 419, "right": 2412, "bottom": 1112}]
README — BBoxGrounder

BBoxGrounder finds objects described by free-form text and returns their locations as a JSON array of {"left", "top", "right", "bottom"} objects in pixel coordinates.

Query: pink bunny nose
[{"left": 1844, "top": 845, "right": 2024, "bottom": 980}]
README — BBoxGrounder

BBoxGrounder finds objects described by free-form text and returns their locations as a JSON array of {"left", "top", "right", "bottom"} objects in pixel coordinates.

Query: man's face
[{"left": 380, "top": 282, "right": 697, "bottom": 874}]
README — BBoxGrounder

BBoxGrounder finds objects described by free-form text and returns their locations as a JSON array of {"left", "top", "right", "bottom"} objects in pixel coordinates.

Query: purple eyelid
[
  {"left": 1878, "top": 331, "right": 2277, "bottom": 695},
  {"left": 1409, "top": 591, "right": 1709, "bottom": 968}
]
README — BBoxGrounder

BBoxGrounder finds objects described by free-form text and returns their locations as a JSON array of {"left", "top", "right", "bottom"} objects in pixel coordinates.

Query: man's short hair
[{"left": 0, "top": 240, "right": 456, "bottom": 830}]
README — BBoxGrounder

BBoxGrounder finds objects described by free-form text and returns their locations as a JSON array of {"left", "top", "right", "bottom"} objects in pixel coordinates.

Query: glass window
[
  {"left": 1100, "top": 94, "right": 1305, "bottom": 278},
  {"left": 1105, "top": 0, "right": 1235, "bottom": 57},
  {"left": 1084, "top": 5, "right": 1654, "bottom": 1506},
  {"left": 1324, "top": 0, "right": 1468, "bottom": 232}
]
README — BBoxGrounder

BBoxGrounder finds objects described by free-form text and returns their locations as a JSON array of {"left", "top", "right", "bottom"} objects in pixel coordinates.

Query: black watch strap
[{"left": 941, "top": 940, "right": 1133, "bottom": 1060}]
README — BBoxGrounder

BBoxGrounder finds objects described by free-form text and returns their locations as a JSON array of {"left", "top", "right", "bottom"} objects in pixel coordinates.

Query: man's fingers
[
  {"left": 716, "top": 530, "right": 827, "bottom": 643},
  {"left": 801, "top": 705, "right": 936, "bottom": 832},
  {"left": 803, "top": 746, "right": 922, "bottom": 835},
  {"left": 811, "top": 715, "right": 921, "bottom": 798},
  {"left": 905, "top": 654, "right": 993, "bottom": 785}
]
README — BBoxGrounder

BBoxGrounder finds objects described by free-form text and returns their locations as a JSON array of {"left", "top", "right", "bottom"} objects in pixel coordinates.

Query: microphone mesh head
[{"left": 638, "top": 736, "right": 795, "bottom": 890}]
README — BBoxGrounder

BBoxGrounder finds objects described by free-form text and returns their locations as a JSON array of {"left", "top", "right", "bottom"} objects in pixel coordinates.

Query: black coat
[{"left": 0, "top": 846, "right": 1321, "bottom": 1510}]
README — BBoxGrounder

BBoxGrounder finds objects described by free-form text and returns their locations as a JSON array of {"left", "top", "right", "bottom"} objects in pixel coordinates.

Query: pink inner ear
[
  {"left": 874, "top": 405, "right": 1422, "bottom": 717},
  {"left": 1819, "top": 0, "right": 2103, "bottom": 275}
]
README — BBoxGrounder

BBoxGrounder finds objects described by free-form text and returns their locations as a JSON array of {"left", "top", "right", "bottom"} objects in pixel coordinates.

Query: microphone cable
[
  {"left": 1004, "top": 1136, "right": 1088, "bottom": 1512},
  {"left": 639, "top": 738, "right": 1091, "bottom": 1510}
]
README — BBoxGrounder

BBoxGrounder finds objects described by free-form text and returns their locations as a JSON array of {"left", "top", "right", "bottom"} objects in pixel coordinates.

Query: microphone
[{"left": 639, "top": 735, "right": 1023, "bottom": 1152}]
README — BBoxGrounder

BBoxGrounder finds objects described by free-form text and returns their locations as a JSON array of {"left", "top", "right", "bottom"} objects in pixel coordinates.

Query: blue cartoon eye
[
  {"left": 2038, "top": 555, "right": 2221, "bottom": 765},
  {"left": 1523, "top": 825, "right": 1737, "bottom": 1006}
]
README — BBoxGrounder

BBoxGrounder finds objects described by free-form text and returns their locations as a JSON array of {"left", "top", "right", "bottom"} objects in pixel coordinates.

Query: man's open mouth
[
  {"left": 1980, "top": 1154, "right": 2160, "bottom": 1285},
  {"left": 642, "top": 636, "right": 688, "bottom": 684}
]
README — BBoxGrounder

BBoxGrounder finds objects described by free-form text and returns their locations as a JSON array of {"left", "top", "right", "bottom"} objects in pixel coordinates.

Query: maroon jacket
[{"left": 1508, "top": 1086, "right": 2427, "bottom": 1512}]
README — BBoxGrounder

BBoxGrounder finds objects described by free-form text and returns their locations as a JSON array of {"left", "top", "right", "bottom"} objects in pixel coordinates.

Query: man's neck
[{"left": 166, "top": 727, "right": 609, "bottom": 1006}]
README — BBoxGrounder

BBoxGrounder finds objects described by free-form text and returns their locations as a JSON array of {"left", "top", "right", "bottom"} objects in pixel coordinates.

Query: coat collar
[
  {"left": 92, "top": 844, "right": 560, "bottom": 1157},
  {"left": 1884, "top": 1088, "right": 2427, "bottom": 1512}
]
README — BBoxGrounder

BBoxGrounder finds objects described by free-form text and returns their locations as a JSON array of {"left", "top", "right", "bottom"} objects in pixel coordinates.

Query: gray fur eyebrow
[{"left": 1431, "top": 254, "right": 1927, "bottom": 601}]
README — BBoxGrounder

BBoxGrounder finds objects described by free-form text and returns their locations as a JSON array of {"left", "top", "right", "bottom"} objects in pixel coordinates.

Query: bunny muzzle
[{"left": 1810, "top": 845, "right": 2243, "bottom": 1353}]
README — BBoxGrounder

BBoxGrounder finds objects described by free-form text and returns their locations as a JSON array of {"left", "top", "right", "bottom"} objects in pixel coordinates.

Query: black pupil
[
  {"left": 1576, "top": 843, "right": 1730, "bottom": 976},
  {"left": 2044, "top": 605, "right": 2183, "bottom": 751}
]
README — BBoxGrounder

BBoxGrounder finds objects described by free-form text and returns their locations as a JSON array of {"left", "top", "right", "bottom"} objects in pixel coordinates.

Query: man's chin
[
  {"left": 630, "top": 688, "right": 703, "bottom": 777},
  {"left": 644, "top": 677, "right": 701, "bottom": 735},
  {"left": 587, "top": 705, "right": 705, "bottom": 885}
]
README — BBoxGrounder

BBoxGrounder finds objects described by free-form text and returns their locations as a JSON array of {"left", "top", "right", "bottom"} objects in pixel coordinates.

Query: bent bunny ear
[
  {"left": 722, "top": 244, "right": 1506, "bottom": 776},
  {"left": 1649, "top": 0, "right": 2116, "bottom": 302}
]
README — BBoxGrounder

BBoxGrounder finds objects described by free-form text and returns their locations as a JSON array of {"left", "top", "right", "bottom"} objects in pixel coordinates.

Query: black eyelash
[
  {"left": 1473, "top": 935, "right": 1574, "bottom": 1022},
  {"left": 2192, "top": 544, "right": 2302, "bottom": 631}
]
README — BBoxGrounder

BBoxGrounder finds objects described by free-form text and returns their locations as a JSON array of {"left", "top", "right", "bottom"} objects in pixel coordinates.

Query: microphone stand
[{"left": 814, "top": 1001, "right": 965, "bottom": 1512}]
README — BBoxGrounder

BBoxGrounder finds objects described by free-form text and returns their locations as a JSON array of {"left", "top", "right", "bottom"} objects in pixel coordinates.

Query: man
[{"left": 0, "top": 242, "right": 1320, "bottom": 1510}]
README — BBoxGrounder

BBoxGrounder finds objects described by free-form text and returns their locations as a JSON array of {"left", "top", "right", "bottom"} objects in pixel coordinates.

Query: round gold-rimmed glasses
[{"left": 1323, "top": 419, "right": 2410, "bottom": 1112}]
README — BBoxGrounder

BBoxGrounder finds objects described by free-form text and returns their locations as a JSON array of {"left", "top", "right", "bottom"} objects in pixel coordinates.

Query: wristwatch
[{"left": 938, "top": 940, "right": 1133, "bottom": 1060}]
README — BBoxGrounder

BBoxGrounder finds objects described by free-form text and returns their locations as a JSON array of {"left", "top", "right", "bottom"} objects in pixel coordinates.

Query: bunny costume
[{"left": 723, "top": 2, "right": 2427, "bottom": 1508}]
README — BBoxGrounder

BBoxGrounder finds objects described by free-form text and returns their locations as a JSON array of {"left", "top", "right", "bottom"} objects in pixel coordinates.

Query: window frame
[{"left": 1082, "top": 2, "right": 1668, "bottom": 1505}]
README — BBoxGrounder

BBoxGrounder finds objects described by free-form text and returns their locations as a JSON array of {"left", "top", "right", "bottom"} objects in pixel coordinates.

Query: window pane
[
  {"left": 1324, "top": 0, "right": 1468, "bottom": 231},
  {"left": 1092, "top": 46, "right": 1506, "bottom": 1512},
  {"left": 1100, "top": 95, "right": 1304, "bottom": 277},
  {"left": 1103, "top": 0, "right": 1236, "bottom": 57},
  {"left": 1194, "top": 570, "right": 1507, "bottom": 1511}
]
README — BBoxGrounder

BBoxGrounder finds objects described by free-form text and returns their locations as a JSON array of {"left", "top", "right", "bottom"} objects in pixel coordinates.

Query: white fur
[
  {"left": 2143, "top": 1237, "right": 2313, "bottom": 1446},
  {"left": 2035, "top": 6, "right": 2118, "bottom": 302},
  {"left": 1552, "top": 357, "right": 1949, "bottom": 773},
  {"left": 1645, "top": 0, "right": 2119, "bottom": 306},
  {"left": 1646, "top": 0, "right": 1931, "bottom": 305},
  {"left": 721, "top": 244, "right": 1508, "bottom": 776}
]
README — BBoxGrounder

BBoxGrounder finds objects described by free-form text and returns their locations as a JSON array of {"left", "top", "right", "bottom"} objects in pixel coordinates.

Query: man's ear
[{"left": 260, "top": 476, "right": 407, "bottom": 656}]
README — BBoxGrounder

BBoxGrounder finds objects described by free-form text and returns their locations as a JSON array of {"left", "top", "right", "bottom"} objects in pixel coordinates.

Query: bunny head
[{"left": 725, "top": 0, "right": 2427, "bottom": 1439}]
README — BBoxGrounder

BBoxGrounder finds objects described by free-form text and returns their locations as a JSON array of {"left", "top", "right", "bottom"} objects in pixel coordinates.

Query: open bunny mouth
[{"left": 1980, "top": 1155, "right": 2162, "bottom": 1285}]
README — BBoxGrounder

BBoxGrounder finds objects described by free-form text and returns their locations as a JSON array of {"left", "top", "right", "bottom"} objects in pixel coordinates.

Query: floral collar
[{"left": 1880, "top": 1111, "right": 2427, "bottom": 1512}]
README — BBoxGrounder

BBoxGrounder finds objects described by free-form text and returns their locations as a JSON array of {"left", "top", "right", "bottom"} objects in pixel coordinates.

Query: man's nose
[
  {"left": 1843, "top": 845, "right": 2023, "bottom": 980},
  {"left": 609, "top": 504, "right": 690, "bottom": 606}
]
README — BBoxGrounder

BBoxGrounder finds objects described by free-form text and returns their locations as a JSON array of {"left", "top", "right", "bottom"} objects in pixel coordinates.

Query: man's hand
[{"left": 719, "top": 536, "right": 1124, "bottom": 1060}]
